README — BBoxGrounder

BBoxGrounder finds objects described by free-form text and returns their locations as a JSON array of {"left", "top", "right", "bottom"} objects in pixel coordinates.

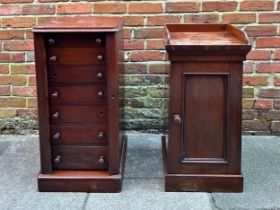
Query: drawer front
[
  {"left": 50, "top": 125, "right": 108, "bottom": 145},
  {"left": 48, "top": 65, "right": 106, "bottom": 84},
  {"left": 46, "top": 33, "right": 106, "bottom": 49},
  {"left": 52, "top": 145, "right": 108, "bottom": 170},
  {"left": 49, "top": 86, "right": 106, "bottom": 106},
  {"left": 47, "top": 48, "right": 106, "bottom": 65},
  {"left": 50, "top": 106, "right": 107, "bottom": 123}
]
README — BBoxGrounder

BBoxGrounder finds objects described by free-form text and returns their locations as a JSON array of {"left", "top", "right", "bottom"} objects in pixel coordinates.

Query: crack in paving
[{"left": 81, "top": 193, "right": 89, "bottom": 210}]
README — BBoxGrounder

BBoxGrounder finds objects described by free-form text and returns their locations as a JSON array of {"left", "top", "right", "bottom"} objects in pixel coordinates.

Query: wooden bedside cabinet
[
  {"left": 33, "top": 17, "right": 127, "bottom": 192},
  {"left": 163, "top": 24, "right": 251, "bottom": 192}
]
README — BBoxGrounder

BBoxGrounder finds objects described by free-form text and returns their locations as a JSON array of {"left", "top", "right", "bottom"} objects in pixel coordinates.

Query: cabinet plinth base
[
  {"left": 38, "top": 136, "right": 127, "bottom": 193},
  {"left": 162, "top": 136, "right": 243, "bottom": 192}
]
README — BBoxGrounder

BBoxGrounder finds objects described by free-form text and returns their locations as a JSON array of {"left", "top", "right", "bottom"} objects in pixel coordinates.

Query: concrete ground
[{"left": 0, "top": 134, "right": 279, "bottom": 210}]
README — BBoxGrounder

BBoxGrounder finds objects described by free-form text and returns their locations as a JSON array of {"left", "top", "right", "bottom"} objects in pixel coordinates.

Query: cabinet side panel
[{"left": 34, "top": 33, "right": 52, "bottom": 173}]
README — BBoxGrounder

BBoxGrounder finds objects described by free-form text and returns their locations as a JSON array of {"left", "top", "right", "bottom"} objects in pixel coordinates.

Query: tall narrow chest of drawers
[{"left": 33, "top": 17, "right": 126, "bottom": 192}]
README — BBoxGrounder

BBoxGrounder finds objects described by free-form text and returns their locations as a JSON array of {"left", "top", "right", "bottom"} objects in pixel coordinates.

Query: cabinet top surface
[
  {"left": 33, "top": 17, "right": 123, "bottom": 33},
  {"left": 165, "top": 24, "right": 250, "bottom": 50}
]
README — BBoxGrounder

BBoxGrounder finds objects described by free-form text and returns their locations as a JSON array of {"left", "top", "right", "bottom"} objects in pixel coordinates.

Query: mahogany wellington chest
[
  {"left": 163, "top": 24, "right": 251, "bottom": 192},
  {"left": 32, "top": 17, "right": 126, "bottom": 192}
]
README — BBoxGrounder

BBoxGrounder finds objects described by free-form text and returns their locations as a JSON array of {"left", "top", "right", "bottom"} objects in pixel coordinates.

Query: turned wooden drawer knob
[
  {"left": 96, "top": 38, "right": 102, "bottom": 44},
  {"left": 53, "top": 132, "right": 61, "bottom": 141},
  {"left": 53, "top": 156, "right": 62, "bottom": 164},
  {"left": 49, "top": 55, "right": 57, "bottom": 62},
  {"left": 51, "top": 91, "right": 59, "bottom": 99},
  {"left": 98, "top": 156, "right": 105, "bottom": 164},
  {"left": 52, "top": 112, "right": 60, "bottom": 120},
  {"left": 97, "top": 55, "right": 103, "bottom": 62},
  {"left": 173, "top": 114, "right": 182, "bottom": 125},
  {"left": 98, "top": 131, "right": 105, "bottom": 140},
  {"left": 97, "top": 91, "right": 104, "bottom": 98},
  {"left": 96, "top": 72, "right": 103, "bottom": 80},
  {"left": 48, "top": 39, "right": 55, "bottom": 45}
]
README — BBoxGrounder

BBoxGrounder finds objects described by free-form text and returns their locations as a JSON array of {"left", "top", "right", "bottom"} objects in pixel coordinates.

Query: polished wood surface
[
  {"left": 34, "top": 18, "right": 125, "bottom": 192},
  {"left": 165, "top": 24, "right": 251, "bottom": 192},
  {"left": 33, "top": 17, "right": 123, "bottom": 32}
]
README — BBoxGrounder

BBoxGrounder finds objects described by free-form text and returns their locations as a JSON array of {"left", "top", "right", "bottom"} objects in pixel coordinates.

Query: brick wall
[{"left": 0, "top": 0, "right": 280, "bottom": 134}]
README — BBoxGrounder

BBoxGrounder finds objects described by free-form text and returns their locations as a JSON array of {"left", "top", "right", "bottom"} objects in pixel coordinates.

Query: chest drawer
[
  {"left": 48, "top": 65, "right": 106, "bottom": 84},
  {"left": 49, "top": 86, "right": 106, "bottom": 106},
  {"left": 52, "top": 145, "right": 108, "bottom": 170},
  {"left": 50, "top": 106, "right": 107, "bottom": 123},
  {"left": 50, "top": 125, "right": 108, "bottom": 145}
]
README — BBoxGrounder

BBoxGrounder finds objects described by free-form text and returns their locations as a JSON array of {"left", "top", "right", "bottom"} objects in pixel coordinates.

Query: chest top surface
[
  {"left": 165, "top": 24, "right": 251, "bottom": 51},
  {"left": 32, "top": 17, "right": 123, "bottom": 33}
]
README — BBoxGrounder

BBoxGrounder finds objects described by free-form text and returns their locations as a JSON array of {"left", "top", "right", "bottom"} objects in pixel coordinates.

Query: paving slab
[
  {"left": 0, "top": 135, "right": 86, "bottom": 210},
  {"left": 212, "top": 136, "right": 280, "bottom": 210}
]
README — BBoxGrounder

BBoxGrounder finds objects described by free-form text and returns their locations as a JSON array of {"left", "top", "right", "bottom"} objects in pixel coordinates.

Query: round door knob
[
  {"left": 51, "top": 74, "right": 57, "bottom": 80},
  {"left": 51, "top": 91, "right": 59, "bottom": 99},
  {"left": 96, "top": 38, "right": 102, "bottom": 44},
  {"left": 98, "top": 131, "right": 105, "bottom": 140},
  {"left": 53, "top": 132, "right": 61, "bottom": 141},
  {"left": 96, "top": 72, "right": 103, "bottom": 80},
  {"left": 49, "top": 55, "right": 57, "bottom": 62},
  {"left": 98, "top": 156, "right": 105, "bottom": 164},
  {"left": 52, "top": 112, "right": 60, "bottom": 120},
  {"left": 48, "top": 39, "right": 55, "bottom": 45},
  {"left": 53, "top": 156, "right": 62, "bottom": 164},
  {"left": 97, "top": 91, "right": 104, "bottom": 98},
  {"left": 173, "top": 114, "right": 182, "bottom": 125},
  {"left": 97, "top": 55, "right": 103, "bottom": 62}
]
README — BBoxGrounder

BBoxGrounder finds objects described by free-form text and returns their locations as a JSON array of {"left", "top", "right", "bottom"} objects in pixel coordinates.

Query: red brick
[
  {"left": 0, "top": 98, "right": 26, "bottom": 108},
  {"left": 245, "top": 26, "right": 277, "bottom": 37},
  {"left": 28, "top": 75, "right": 36, "bottom": 86},
  {"left": 0, "top": 86, "right": 10, "bottom": 96},
  {"left": 0, "top": 30, "right": 25, "bottom": 40},
  {"left": 124, "top": 16, "right": 145, "bottom": 26},
  {"left": 257, "top": 63, "right": 280, "bottom": 73},
  {"left": 273, "top": 50, "right": 280, "bottom": 60},
  {"left": 243, "top": 75, "right": 268, "bottom": 86},
  {"left": 2, "top": 17, "right": 36, "bottom": 28},
  {"left": 0, "top": 5, "right": 21, "bottom": 15},
  {"left": 246, "top": 50, "right": 271, "bottom": 60},
  {"left": 38, "top": 0, "right": 67, "bottom": 2},
  {"left": 222, "top": 13, "right": 256, "bottom": 24},
  {"left": 258, "top": 88, "right": 280, "bottom": 98},
  {"left": 0, "top": 64, "right": 9, "bottom": 74},
  {"left": 94, "top": 2, "right": 126, "bottom": 14},
  {"left": 256, "top": 38, "right": 280, "bottom": 48},
  {"left": 166, "top": 2, "right": 200, "bottom": 13},
  {"left": 184, "top": 14, "right": 219, "bottom": 23},
  {"left": 274, "top": 100, "right": 280, "bottom": 109},
  {"left": 240, "top": 0, "right": 274, "bottom": 11},
  {"left": 57, "top": 3, "right": 91, "bottom": 14},
  {"left": 16, "top": 109, "right": 37, "bottom": 117},
  {"left": 27, "top": 98, "right": 37, "bottom": 108},
  {"left": 123, "top": 63, "right": 147, "bottom": 74},
  {"left": 259, "top": 13, "right": 280, "bottom": 23},
  {"left": 12, "top": 86, "right": 36, "bottom": 97},
  {"left": 274, "top": 76, "right": 280, "bottom": 86},
  {"left": 146, "top": 40, "right": 165, "bottom": 50},
  {"left": 244, "top": 62, "right": 254, "bottom": 73},
  {"left": 149, "top": 63, "right": 170, "bottom": 74},
  {"left": 22, "top": 4, "right": 55, "bottom": 15},
  {"left": 123, "top": 28, "right": 132, "bottom": 39},
  {"left": 202, "top": 1, "right": 237, "bottom": 12},
  {"left": 147, "top": 15, "right": 180, "bottom": 26},
  {"left": 0, "top": 0, "right": 33, "bottom": 3},
  {"left": 130, "top": 51, "right": 165, "bottom": 62},
  {"left": 124, "top": 40, "right": 144, "bottom": 50},
  {"left": 4, "top": 40, "right": 34, "bottom": 51},
  {"left": 134, "top": 28, "right": 164, "bottom": 39},
  {"left": 0, "top": 109, "right": 16, "bottom": 118},
  {"left": 10, "top": 64, "right": 35, "bottom": 74},
  {"left": 0, "top": 53, "right": 24, "bottom": 63},
  {"left": 254, "top": 99, "right": 272, "bottom": 110},
  {"left": 129, "top": 3, "right": 163, "bottom": 14}
]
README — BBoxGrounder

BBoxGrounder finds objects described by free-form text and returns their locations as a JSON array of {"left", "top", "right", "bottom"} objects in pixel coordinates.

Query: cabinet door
[{"left": 167, "top": 62, "right": 242, "bottom": 174}]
